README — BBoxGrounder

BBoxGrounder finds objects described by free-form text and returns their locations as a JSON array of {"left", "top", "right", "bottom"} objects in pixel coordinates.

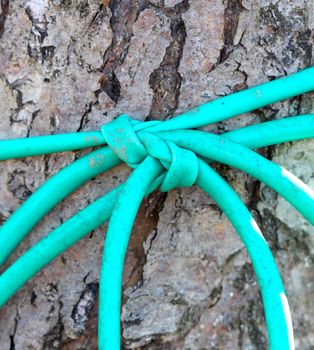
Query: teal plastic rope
[{"left": 1, "top": 67, "right": 314, "bottom": 349}]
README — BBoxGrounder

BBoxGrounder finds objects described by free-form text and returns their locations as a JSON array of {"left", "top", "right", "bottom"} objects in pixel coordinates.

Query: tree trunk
[{"left": 0, "top": 0, "right": 313, "bottom": 349}]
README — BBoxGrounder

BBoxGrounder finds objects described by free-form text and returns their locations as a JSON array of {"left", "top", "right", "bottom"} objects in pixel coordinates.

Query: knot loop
[
  {"left": 101, "top": 114, "right": 199, "bottom": 192},
  {"left": 101, "top": 114, "right": 147, "bottom": 168}
]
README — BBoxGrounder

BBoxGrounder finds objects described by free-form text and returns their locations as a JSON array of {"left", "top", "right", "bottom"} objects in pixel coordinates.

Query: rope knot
[{"left": 101, "top": 115, "right": 199, "bottom": 192}]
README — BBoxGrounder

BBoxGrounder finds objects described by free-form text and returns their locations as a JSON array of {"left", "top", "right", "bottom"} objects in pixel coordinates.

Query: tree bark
[{"left": 0, "top": 0, "right": 313, "bottom": 349}]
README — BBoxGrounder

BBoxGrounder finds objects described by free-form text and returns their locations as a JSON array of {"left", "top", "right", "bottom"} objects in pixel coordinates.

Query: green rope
[
  {"left": 0, "top": 176, "right": 165, "bottom": 307},
  {"left": 1, "top": 114, "right": 313, "bottom": 307},
  {"left": 0, "top": 113, "right": 310, "bottom": 269},
  {"left": 1, "top": 67, "right": 314, "bottom": 159},
  {"left": 156, "top": 129, "right": 314, "bottom": 224},
  {"left": 1, "top": 67, "right": 314, "bottom": 350},
  {"left": 196, "top": 160, "right": 294, "bottom": 349},
  {"left": 99, "top": 157, "right": 163, "bottom": 349},
  {"left": 0, "top": 148, "right": 121, "bottom": 265}
]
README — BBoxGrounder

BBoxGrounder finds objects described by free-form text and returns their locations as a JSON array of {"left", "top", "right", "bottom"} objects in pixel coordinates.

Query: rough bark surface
[{"left": 0, "top": 0, "right": 313, "bottom": 349}]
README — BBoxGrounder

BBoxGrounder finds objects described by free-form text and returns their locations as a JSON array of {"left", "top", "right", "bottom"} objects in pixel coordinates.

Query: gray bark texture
[{"left": 0, "top": 0, "right": 314, "bottom": 349}]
